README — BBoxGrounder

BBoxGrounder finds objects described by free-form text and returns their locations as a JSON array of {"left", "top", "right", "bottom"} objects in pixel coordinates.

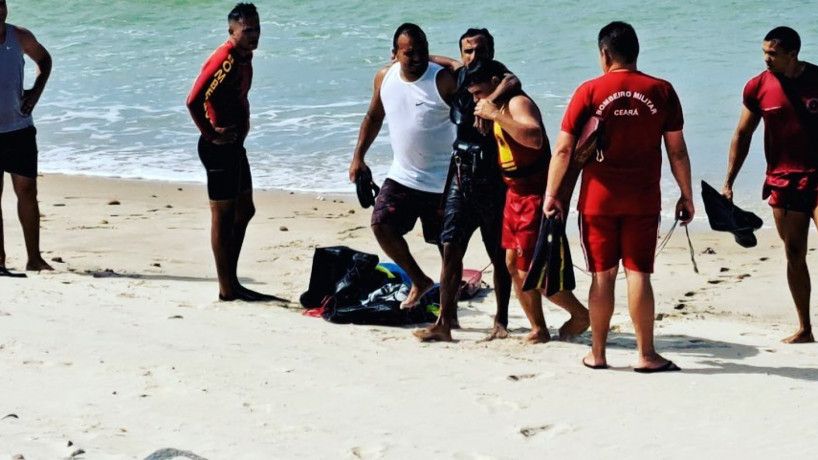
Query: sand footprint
[{"left": 519, "top": 423, "right": 572, "bottom": 439}]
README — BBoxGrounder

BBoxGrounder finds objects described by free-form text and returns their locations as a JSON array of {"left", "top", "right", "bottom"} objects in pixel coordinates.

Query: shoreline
[{"left": 1, "top": 172, "right": 816, "bottom": 458}]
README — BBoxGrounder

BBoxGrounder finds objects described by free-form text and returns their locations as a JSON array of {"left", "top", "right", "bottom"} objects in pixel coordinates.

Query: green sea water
[{"left": 10, "top": 0, "right": 818, "bottom": 214}]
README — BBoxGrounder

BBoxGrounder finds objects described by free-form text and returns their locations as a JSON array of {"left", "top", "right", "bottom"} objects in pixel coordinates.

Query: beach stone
[
  {"left": 280, "top": 226, "right": 289, "bottom": 232},
  {"left": 51, "top": 257, "right": 64, "bottom": 263}
]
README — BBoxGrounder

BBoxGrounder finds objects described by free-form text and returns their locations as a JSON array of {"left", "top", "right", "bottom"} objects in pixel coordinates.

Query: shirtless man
[
  {"left": 468, "top": 59, "right": 589, "bottom": 343},
  {"left": 0, "top": 0, "right": 54, "bottom": 273},
  {"left": 187, "top": 3, "right": 279, "bottom": 302},
  {"left": 349, "top": 23, "right": 456, "bottom": 308}
]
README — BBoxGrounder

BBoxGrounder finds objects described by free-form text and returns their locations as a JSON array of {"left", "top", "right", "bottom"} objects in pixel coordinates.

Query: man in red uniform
[
  {"left": 544, "top": 22, "right": 694, "bottom": 371},
  {"left": 723, "top": 26, "right": 818, "bottom": 343},
  {"left": 187, "top": 3, "right": 277, "bottom": 302},
  {"left": 466, "top": 59, "right": 589, "bottom": 344}
]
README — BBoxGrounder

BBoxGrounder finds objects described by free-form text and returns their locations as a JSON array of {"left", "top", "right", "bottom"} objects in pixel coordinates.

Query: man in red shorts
[
  {"left": 544, "top": 22, "right": 694, "bottom": 370},
  {"left": 187, "top": 3, "right": 278, "bottom": 302},
  {"left": 723, "top": 26, "right": 818, "bottom": 344},
  {"left": 468, "top": 59, "right": 589, "bottom": 344}
]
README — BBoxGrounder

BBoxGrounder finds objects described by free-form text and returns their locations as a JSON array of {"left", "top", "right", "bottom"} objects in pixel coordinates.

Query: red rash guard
[{"left": 186, "top": 40, "right": 253, "bottom": 143}]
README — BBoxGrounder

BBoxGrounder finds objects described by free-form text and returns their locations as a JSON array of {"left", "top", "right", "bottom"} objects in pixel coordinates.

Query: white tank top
[
  {"left": 0, "top": 24, "right": 34, "bottom": 133},
  {"left": 380, "top": 62, "right": 455, "bottom": 193}
]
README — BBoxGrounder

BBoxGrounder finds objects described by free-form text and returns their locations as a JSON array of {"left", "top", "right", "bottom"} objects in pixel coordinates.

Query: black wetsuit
[{"left": 439, "top": 65, "right": 508, "bottom": 250}]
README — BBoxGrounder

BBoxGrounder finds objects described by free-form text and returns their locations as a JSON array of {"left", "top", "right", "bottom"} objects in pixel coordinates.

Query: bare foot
[
  {"left": 400, "top": 277, "right": 434, "bottom": 309},
  {"left": 450, "top": 315, "right": 461, "bottom": 330},
  {"left": 558, "top": 313, "right": 590, "bottom": 341},
  {"left": 525, "top": 329, "right": 551, "bottom": 344},
  {"left": 782, "top": 329, "right": 815, "bottom": 344},
  {"left": 412, "top": 324, "right": 452, "bottom": 342},
  {"left": 238, "top": 286, "right": 289, "bottom": 303},
  {"left": 26, "top": 257, "right": 54, "bottom": 271},
  {"left": 488, "top": 322, "right": 509, "bottom": 340}
]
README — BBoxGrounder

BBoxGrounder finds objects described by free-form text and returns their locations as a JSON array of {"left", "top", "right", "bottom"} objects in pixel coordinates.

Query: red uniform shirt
[
  {"left": 561, "top": 70, "right": 684, "bottom": 215},
  {"left": 187, "top": 40, "right": 253, "bottom": 143},
  {"left": 743, "top": 63, "right": 818, "bottom": 194}
]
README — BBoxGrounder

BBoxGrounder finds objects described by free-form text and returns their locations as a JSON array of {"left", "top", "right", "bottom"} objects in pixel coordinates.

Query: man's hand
[
  {"left": 474, "top": 99, "right": 501, "bottom": 122},
  {"left": 20, "top": 89, "right": 41, "bottom": 116},
  {"left": 349, "top": 158, "right": 370, "bottom": 183},
  {"left": 543, "top": 194, "right": 566, "bottom": 220},
  {"left": 721, "top": 183, "right": 733, "bottom": 201},
  {"left": 211, "top": 126, "right": 238, "bottom": 145},
  {"left": 676, "top": 196, "right": 695, "bottom": 225},
  {"left": 474, "top": 116, "right": 492, "bottom": 135}
]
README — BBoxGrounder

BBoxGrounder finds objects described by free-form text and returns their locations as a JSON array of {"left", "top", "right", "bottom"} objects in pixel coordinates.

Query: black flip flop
[
  {"left": 633, "top": 360, "right": 682, "bottom": 373},
  {"left": 355, "top": 169, "right": 380, "bottom": 209},
  {"left": 582, "top": 358, "right": 609, "bottom": 370},
  {"left": 0, "top": 267, "right": 27, "bottom": 278}
]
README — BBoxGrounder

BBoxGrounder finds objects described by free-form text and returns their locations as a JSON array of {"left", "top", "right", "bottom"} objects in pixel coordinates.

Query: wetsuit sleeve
[
  {"left": 186, "top": 46, "right": 231, "bottom": 142},
  {"left": 561, "top": 82, "right": 592, "bottom": 136},
  {"left": 663, "top": 83, "right": 684, "bottom": 132},
  {"left": 742, "top": 77, "right": 762, "bottom": 115}
]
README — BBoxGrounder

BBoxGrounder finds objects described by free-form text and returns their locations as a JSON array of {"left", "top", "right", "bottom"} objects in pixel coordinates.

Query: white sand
[{"left": 0, "top": 173, "right": 816, "bottom": 459}]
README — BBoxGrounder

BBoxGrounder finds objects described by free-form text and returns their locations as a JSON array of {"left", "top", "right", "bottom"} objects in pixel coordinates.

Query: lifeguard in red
[
  {"left": 561, "top": 70, "right": 684, "bottom": 272},
  {"left": 743, "top": 64, "right": 818, "bottom": 210}
]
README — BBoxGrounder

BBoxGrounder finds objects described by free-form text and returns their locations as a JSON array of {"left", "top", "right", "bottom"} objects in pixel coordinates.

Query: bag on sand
[{"left": 299, "top": 246, "right": 383, "bottom": 309}]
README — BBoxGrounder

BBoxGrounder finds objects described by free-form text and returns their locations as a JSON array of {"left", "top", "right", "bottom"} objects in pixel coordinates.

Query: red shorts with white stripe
[{"left": 579, "top": 214, "right": 659, "bottom": 273}]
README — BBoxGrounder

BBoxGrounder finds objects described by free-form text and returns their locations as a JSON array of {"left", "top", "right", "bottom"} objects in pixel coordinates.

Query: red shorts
[
  {"left": 766, "top": 188, "right": 818, "bottom": 214},
  {"left": 502, "top": 191, "right": 542, "bottom": 272},
  {"left": 579, "top": 214, "right": 659, "bottom": 273}
]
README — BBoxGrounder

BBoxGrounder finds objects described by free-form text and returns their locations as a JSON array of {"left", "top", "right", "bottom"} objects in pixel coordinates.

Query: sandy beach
[{"left": 1, "top": 173, "right": 817, "bottom": 459}]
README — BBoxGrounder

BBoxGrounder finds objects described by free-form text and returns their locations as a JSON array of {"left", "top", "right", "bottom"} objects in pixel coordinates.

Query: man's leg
[
  {"left": 0, "top": 173, "right": 5, "bottom": 269},
  {"left": 488, "top": 245, "right": 511, "bottom": 339},
  {"left": 209, "top": 199, "right": 239, "bottom": 299},
  {"left": 774, "top": 207, "right": 814, "bottom": 343},
  {"left": 583, "top": 268, "right": 616, "bottom": 367},
  {"left": 10, "top": 173, "right": 52, "bottom": 271},
  {"left": 413, "top": 241, "right": 465, "bottom": 341},
  {"left": 624, "top": 268, "right": 677, "bottom": 369},
  {"left": 507, "top": 249, "right": 549, "bottom": 343},
  {"left": 372, "top": 223, "right": 434, "bottom": 308},
  {"left": 546, "top": 290, "right": 590, "bottom": 341}
]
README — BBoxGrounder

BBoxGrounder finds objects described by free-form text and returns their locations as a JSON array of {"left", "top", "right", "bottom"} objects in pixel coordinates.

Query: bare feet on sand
[
  {"left": 412, "top": 324, "right": 452, "bottom": 342},
  {"left": 26, "top": 257, "right": 54, "bottom": 271},
  {"left": 488, "top": 322, "right": 509, "bottom": 340},
  {"left": 558, "top": 313, "right": 590, "bottom": 341},
  {"left": 220, "top": 286, "right": 288, "bottom": 303},
  {"left": 525, "top": 329, "right": 551, "bottom": 344},
  {"left": 782, "top": 329, "right": 815, "bottom": 344},
  {"left": 400, "top": 277, "right": 434, "bottom": 309}
]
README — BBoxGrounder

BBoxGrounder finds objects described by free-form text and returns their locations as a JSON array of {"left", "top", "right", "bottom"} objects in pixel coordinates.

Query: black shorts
[
  {"left": 198, "top": 137, "right": 252, "bottom": 201},
  {"left": 371, "top": 178, "right": 443, "bottom": 244},
  {"left": 0, "top": 126, "right": 38, "bottom": 178},
  {"left": 440, "top": 178, "right": 506, "bottom": 252}
]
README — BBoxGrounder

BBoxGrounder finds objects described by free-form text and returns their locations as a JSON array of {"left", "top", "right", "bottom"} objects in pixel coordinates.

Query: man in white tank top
[
  {"left": 349, "top": 23, "right": 456, "bottom": 309},
  {"left": 0, "top": 0, "right": 53, "bottom": 273}
]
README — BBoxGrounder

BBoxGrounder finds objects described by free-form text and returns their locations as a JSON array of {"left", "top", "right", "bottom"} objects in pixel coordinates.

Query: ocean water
[{"left": 11, "top": 0, "right": 818, "bottom": 214}]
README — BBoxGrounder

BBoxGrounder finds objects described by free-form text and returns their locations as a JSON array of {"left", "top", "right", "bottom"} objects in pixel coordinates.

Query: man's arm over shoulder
[
  {"left": 435, "top": 67, "right": 457, "bottom": 105},
  {"left": 429, "top": 55, "right": 462, "bottom": 73},
  {"left": 15, "top": 25, "right": 52, "bottom": 115},
  {"left": 349, "top": 65, "right": 389, "bottom": 182}
]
